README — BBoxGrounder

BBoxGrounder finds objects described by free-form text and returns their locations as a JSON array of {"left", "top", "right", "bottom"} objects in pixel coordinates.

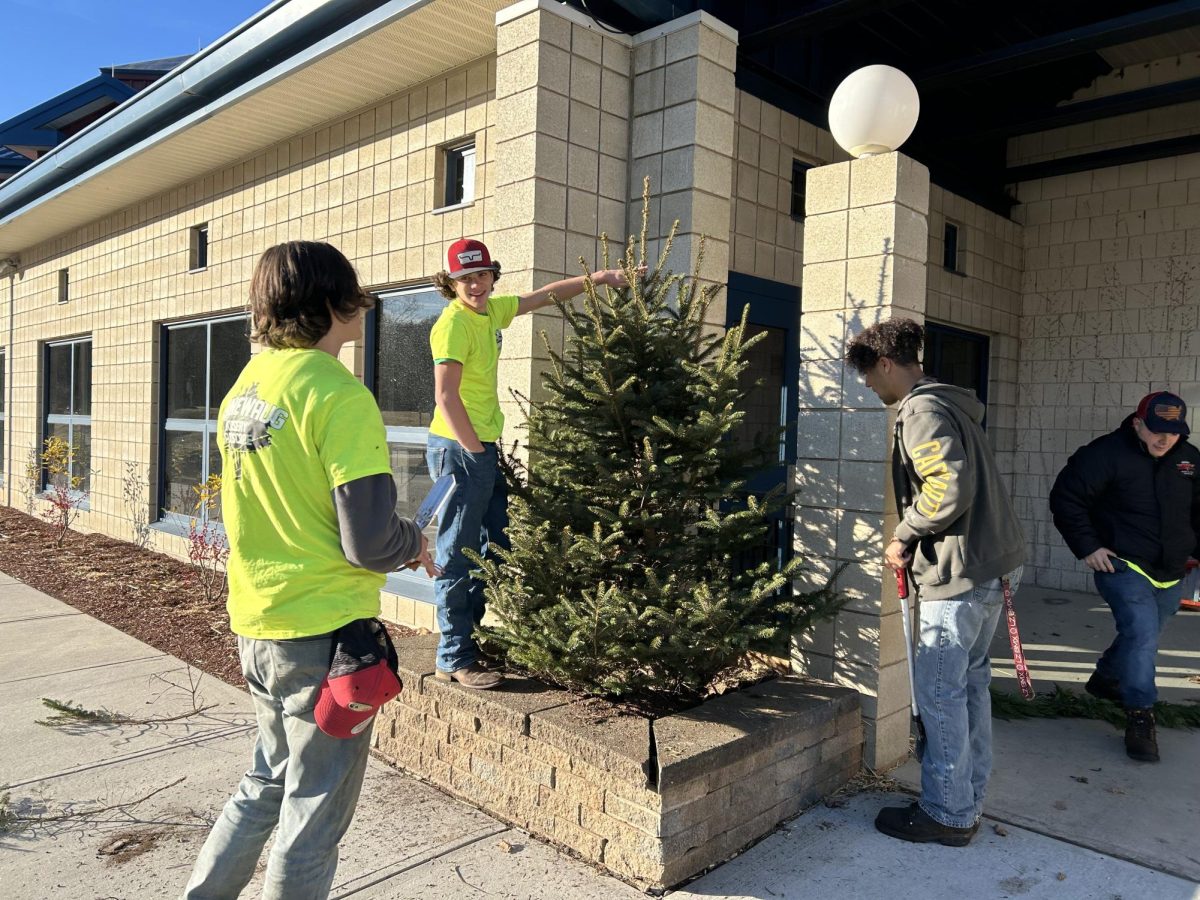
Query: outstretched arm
[{"left": 516, "top": 268, "right": 642, "bottom": 316}]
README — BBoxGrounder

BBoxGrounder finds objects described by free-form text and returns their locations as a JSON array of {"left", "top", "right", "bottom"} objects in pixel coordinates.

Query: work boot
[
  {"left": 435, "top": 662, "right": 503, "bottom": 690},
  {"left": 874, "top": 801, "right": 976, "bottom": 847},
  {"left": 1085, "top": 670, "right": 1122, "bottom": 704},
  {"left": 1124, "top": 708, "right": 1159, "bottom": 762}
]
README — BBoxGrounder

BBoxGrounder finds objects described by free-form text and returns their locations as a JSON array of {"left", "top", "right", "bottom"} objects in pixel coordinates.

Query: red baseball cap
[
  {"left": 314, "top": 619, "right": 402, "bottom": 739},
  {"left": 446, "top": 238, "right": 498, "bottom": 279},
  {"left": 315, "top": 659, "right": 401, "bottom": 738}
]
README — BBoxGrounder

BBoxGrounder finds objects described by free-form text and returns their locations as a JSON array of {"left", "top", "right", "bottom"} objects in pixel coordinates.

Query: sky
[{"left": 0, "top": 0, "right": 271, "bottom": 123}]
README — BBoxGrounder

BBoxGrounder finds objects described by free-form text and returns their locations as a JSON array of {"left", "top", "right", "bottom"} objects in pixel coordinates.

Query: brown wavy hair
[
  {"left": 248, "top": 241, "right": 375, "bottom": 348},
  {"left": 845, "top": 318, "right": 924, "bottom": 373},
  {"left": 432, "top": 262, "right": 502, "bottom": 300}
]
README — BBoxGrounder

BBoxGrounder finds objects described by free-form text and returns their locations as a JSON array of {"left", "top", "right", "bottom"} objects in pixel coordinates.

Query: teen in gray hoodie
[{"left": 845, "top": 318, "right": 1026, "bottom": 848}]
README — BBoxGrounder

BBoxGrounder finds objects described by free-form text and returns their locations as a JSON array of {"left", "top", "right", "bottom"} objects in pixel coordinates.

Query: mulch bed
[
  {"left": 0, "top": 506, "right": 415, "bottom": 689},
  {"left": 0, "top": 506, "right": 244, "bottom": 685}
]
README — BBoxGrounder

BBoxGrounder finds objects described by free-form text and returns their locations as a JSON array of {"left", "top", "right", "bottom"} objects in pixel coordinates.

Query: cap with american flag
[{"left": 1135, "top": 391, "right": 1189, "bottom": 437}]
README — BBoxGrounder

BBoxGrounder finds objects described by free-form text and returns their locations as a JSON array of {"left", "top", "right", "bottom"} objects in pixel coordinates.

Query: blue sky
[{"left": 0, "top": 0, "right": 270, "bottom": 122}]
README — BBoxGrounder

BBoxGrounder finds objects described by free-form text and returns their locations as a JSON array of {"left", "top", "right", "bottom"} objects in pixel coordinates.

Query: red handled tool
[{"left": 895, "top": 567, "right": 925, "bottom": 751}]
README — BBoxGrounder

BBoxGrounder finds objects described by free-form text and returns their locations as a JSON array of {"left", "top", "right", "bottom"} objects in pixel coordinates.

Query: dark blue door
[{"left": 726, "top": 272, "right": 800, "bottom": 577}]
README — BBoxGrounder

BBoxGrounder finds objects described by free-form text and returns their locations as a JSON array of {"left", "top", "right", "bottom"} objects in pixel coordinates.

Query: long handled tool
[
  {"left": 1002, "top": 575, "right": 1035, "bottom": 700},
  {"left": 895, "top": 567, "right": 926, "bottom": 755}
]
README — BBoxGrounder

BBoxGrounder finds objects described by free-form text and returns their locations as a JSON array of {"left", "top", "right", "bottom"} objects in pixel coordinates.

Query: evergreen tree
[{"left": 475, "top": 183, "right": 842, "bottom": 703}]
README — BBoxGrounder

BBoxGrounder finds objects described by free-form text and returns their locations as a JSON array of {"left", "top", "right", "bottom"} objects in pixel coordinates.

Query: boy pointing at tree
[{"left": 426, "top": 238, "right": 637, "bottom": 689}]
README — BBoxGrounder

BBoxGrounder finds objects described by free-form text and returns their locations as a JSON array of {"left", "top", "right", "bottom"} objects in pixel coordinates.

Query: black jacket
[{"left": 1049, "top": 415, "right": 1200, "bottom": 582}]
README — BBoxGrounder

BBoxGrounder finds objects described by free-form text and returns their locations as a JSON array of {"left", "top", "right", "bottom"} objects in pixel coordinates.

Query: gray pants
[{"left": 183, "top": 633, "right": 373, "bottom": 899}]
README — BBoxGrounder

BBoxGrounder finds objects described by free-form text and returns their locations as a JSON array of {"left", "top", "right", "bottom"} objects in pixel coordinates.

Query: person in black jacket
[{"left": 1049, "top": 391, "right": 1200, "bottom": 762}]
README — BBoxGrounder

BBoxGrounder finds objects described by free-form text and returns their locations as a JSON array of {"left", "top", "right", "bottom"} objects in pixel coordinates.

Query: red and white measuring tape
[{"left": 1002, "top": 575, "right": 1035, "bottom": 700}]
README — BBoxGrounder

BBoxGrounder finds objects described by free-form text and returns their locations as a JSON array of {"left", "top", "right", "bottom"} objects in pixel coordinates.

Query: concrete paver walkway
[{"left": 2, "top": 574, "right": 1196, "bottom": 899}]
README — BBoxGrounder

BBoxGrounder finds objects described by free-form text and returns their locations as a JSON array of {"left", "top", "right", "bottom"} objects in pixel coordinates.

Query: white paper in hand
[{"left": 415, "top": 473, "right": 456, "bottom": 529}]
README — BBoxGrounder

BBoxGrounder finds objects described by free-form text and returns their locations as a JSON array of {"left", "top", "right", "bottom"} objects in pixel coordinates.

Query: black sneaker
[
  {"left": 874, "top": 801, "right": 976, "bottom": 847},
  {"left": 1125, "top": 708, "right": 1159, "bottom": 762},
  {"left": 1085, "top": 670, "right": 1122, "bottom": 704}
]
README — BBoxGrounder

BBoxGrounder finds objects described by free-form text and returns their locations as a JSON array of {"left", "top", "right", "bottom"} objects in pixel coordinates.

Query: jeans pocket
[{"left": 460, "top": 445, "right": 491, "bottom": 467}]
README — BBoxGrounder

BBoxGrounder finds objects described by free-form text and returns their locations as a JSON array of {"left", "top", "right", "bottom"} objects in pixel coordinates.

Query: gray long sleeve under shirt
[{"left": 332, "top": 472, "right": 423, "bottom": 573}]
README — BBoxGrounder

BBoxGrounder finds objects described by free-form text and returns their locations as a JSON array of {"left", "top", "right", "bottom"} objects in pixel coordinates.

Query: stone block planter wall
[{"left": 373, "top": 636, "right": 863, "bottom": 890}]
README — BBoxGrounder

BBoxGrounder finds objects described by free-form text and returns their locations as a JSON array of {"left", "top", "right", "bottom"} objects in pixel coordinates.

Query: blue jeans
[
  {"left": 426, "top": 435, "right": 510, "bottom": 673},
  {"left": 1093, "top": 560, "right": 1180, "bottom": 709},
  {"left": 183, "top": 634, "right": 373, "bottom": 900},
  {"left": 914, "top": 567, "right": 1022, "bottom": 830}
]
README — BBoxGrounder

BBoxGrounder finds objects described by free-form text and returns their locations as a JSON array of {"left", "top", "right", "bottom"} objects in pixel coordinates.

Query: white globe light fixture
[{"left": 828, "top": 65, "right": 920, "bottom": 158}]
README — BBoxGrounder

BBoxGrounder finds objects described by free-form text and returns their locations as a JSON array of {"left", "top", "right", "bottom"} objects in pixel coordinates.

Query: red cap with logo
[{"left": 446, "top": 238, "right": 498, "bottom": 279}]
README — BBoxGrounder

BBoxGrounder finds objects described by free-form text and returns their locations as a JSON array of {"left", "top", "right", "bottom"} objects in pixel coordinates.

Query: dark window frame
[
  {"left": 190, "top": 223, "right": 209, "bottom": 271},
  {"left": 157, "top": 313, "right": 250, "bottom": 526},
  {"left": 440, "top": 140, "right": 476, "bottom": 209},
  {"left": 41, "top": 336, "right": 92, "bottom": 495},
  {"left": 790, "top": 159, "right": 813, "bottom": 220},
  {"left": 924, "top": 321, "right": 990, "bottom": 410},
  {"left": 365, "top": 283, "right": 446, "bottom": 600},
  {"left": 943, "top": 220, "right": 965, "bottom": 274},
  {"left": 0, "top": 348, "right": 6, "bottom": 479}
]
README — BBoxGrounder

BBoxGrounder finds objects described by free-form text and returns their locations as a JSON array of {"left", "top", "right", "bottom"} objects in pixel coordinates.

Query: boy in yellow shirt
[
  {"left": 185, "top": 242, "right": 433, "bottom": 898},
  {"left": 427, "top": 238, "right": 634, "bottom": 688}
]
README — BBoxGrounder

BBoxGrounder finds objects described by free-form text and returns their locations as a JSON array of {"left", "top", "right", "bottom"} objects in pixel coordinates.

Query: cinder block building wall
[
  {"left": 1010, "top": 152, "right": 1200, "bottom": 592},
  {"left": 4, "top": 57, "right": 500, "bottom": 565}
]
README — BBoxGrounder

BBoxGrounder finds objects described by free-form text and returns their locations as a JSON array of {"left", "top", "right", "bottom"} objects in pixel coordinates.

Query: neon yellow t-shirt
[
  {"left": 218, "top": 348, "right": 393, "bottom": 639},
  {"left": 428, "top": 295, "right": 519, "bottom": 443}
]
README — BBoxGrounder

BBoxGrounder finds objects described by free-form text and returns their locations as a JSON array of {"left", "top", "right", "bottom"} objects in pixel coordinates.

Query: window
[
  {"left": 57, "top": 268, "right": 69, "bottom": 304},
  {"left": 442, "top": 141, "right": 476, "bottom": 208},
  {"left": 190, "top": 224, "right": 209, "bottom": 271},
  {"left": 368, "top": 285, "right": 444, "bottom": 588},
  {"left": 925, "top": 322, "right": 989, "bottom": 408},
  {"left": 791, "top": 159, "right": 813, "bottom": 219},
  {"left": 161, "top": 315, "right": 250, "bottom": 522},
  {"left": 43, "top": 337, "right": 91, "bottom": 492},
  {"left": 0, "top": 350, "right": 5, "bottom": 477},
  {"left": 943, "top": 220, "right": 965, "bottom": 273}
]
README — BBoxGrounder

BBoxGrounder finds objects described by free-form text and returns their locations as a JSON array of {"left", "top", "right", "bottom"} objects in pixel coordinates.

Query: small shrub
[
  {"left": 19, "top": 445, "right": 40, "bottom": 516},
  {"left": 187, "top": 475, "right": 229, "bottom": 606},
  {"left": 121, "top": 461, "right": 153, "bottom": 550},
  {"left": 40, "top": 437, "right": 86, "bottom": 548}
]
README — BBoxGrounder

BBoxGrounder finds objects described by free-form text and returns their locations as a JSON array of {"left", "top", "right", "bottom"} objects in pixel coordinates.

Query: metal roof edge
[{"left": 0, "top": 0, "right": 422, "bottom": 227}]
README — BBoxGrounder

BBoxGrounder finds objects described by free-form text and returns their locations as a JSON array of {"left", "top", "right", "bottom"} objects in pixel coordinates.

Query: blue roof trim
[
  {"left": 0, "top": 76, "right": 135, "bottom": 147},
  {"left": 0, "top": 0, "right": 405, "bottom": 226},
  {"left": 0, "top": 148, "right": 26, "bottom": 174}
]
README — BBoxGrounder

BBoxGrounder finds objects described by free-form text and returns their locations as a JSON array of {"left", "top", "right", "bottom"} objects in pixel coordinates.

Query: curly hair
[
  {"left": 248, "top": 242, "right": 374, "bottom": 348},
  {"left": 432, "top": 262, "right": 502, "bottom": 300},
  {"left": 845, "top": 318, "right": 924, "bottom": 373}
]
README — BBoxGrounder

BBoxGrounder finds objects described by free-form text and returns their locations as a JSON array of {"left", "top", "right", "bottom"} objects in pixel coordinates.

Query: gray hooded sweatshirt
[{"left": 891, "top": 379, "right": 1026, "bottom": 600}]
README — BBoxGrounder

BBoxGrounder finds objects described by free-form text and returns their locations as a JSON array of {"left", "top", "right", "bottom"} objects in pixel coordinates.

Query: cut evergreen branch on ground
[
  {"left": 36, "top": 698, "right": 132, "bottom": 727},
  {"left": 991, "top": 683, "right": 1200, "bottom": 729}
]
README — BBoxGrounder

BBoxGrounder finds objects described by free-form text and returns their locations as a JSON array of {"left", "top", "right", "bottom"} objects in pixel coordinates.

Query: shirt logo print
[{"left": 911, "top": 439, "right": 952, "bottom": 517}]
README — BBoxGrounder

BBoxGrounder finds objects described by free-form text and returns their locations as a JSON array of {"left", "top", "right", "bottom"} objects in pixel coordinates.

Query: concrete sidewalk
[{"left": 2, "top": 574, "right": 1196, "bottom": 899}]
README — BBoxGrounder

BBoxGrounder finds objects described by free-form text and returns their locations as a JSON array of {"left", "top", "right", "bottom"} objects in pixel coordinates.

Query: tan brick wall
[
  {"left": 493, "top": 1, "right": 633, "bottom": 421},
  {"left": 926, "top": 188, "right": 1024, "bottom": 486},
  {"left": 376, "top": 643, "right": 862, "bottom": 890},
  {"left": 4, "top": 60, "right": 498, "bottom": 560},
  {"left": 729, "top": 91, "right": 843, "bottom": 286},
  {"left": 1010, "top": 153, "right": 1200, "bottom": 591}
]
